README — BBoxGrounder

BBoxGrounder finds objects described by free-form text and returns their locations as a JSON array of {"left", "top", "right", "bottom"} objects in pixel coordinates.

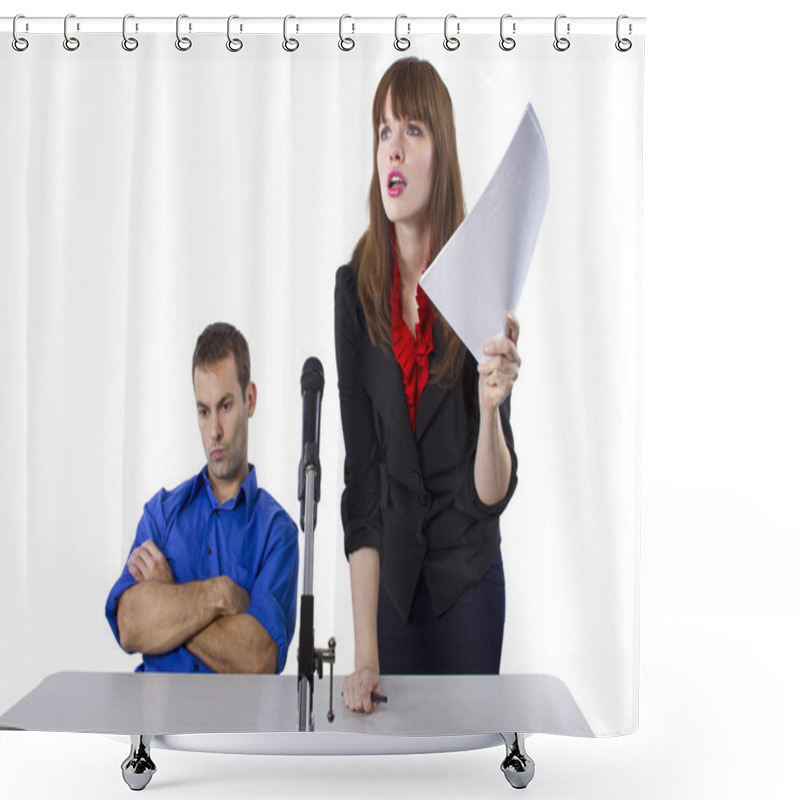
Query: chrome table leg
[
  {"left": 121, "top": 734, "right": 156, "bottom": 791},
  {"left": 500, "top": 732, "right": 535, "bottom": 789}
]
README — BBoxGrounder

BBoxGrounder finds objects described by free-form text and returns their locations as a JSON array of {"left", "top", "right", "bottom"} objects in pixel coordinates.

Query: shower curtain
[{"left": 0, "top": 17, "right": 644, "bottom": 737}]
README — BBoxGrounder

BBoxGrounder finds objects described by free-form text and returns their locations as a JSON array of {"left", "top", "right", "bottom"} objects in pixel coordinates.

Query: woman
[{"left": 335, "top": 58, "right": 521, "bottom": 713}]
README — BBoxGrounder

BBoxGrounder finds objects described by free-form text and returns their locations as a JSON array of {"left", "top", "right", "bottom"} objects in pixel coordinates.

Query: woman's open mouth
[{"left": 387, "top": 170, "right": 406, "bottom": 197}]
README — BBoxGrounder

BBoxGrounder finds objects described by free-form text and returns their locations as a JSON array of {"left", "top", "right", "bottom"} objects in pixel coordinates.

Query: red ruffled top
[{"left": 390, "top": 228, "right": 434, "bottom": 433}]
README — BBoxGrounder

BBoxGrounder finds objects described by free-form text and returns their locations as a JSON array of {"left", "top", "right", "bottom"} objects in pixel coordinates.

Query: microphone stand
[{"left": 297, "top": 362, "right": 335, "bottom": 732}]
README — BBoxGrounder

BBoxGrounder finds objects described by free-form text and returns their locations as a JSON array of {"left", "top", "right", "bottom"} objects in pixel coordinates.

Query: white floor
[{"left": 2, "top": 595, "right": 797, "bottom": 800}]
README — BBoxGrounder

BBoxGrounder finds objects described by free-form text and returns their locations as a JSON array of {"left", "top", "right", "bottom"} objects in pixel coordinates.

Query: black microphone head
[{"left": 301, "top": 356, "right": 324, "bottom": 395}]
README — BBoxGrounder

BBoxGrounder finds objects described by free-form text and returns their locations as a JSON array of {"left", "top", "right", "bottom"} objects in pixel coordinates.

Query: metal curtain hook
[
  {"left": 553, "top": 14, "right": 570, "bottom": 52},
  {"left": 499, "top": 14, "right": 516, "bottom": 51},
  {"left": 175, "top": 14, "right": 192, "bottom": 51},
  {"left": 227, "top": 15, "right": 243, "bottom": 52},
  {"left": 283, "top": 15, "right": 299, "bottom": 52},
  {"left": 12, "top": 14, "right": 29, "bottom": 51},
  {"left": 394, "top": 14, "right": 410, "bottom": 51},
  {"left": 443, "top": 14, "right": 460, "bottom": 51},
  {"left": 63, "top": 13, "right": 80, "bottom": 51},
  {"left": 615, "top": 15, "right": 632, "bottom": 52},
  {"left": 338, "top": 14, "right": 355, "bottom": 51},
  {"left": 122, "top": 14, "right": 139, "bottom": 51}
]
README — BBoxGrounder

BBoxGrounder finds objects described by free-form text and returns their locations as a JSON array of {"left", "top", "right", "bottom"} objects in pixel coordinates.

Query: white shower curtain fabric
[{"left": 0, "top": 28, "right": 643, "bottom": 736}]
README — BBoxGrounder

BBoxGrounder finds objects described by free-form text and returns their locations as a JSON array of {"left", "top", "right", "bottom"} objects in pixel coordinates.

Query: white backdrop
[
  {"left": 0, "top": 17, "right": 643, "bottom": 737},
  {"left": 1, "top": 2, "right": 799, "bottom": 800}
]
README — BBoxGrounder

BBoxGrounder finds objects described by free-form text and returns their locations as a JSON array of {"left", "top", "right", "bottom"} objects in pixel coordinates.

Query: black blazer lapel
[
  {"left": 415, "top": 320, "right": 449, "bottom": 441},
  {"left": 363, "top": 339, "right": 415, "bottom": 445}
]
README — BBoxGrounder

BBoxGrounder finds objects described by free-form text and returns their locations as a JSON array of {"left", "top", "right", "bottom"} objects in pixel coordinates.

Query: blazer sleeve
[{"left": 334, "top": 264, "right": 383, "bottom": 557}]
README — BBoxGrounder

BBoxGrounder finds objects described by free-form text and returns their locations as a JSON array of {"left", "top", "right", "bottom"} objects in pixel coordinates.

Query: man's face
[{"left": 193, "top": 354, "right": 255, "bottom": 489}]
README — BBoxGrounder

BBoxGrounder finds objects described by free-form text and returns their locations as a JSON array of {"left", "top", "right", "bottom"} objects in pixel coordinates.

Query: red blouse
[{"left": 390, "top": 232, "right": 434, "bottom": 433}]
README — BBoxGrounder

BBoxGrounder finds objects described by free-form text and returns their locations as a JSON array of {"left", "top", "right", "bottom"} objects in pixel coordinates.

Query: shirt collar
[{"left": 198, "top": 464, "right": 258, "bottom": 515}]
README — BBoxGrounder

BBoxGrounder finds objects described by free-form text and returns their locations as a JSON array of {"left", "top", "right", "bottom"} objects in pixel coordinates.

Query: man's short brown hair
[{"left": 192, "top": 322, "right": 250, "bottom": 397}]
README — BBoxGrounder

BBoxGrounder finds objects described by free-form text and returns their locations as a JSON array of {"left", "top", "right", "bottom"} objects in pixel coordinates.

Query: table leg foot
[
  {"left": 121, "top": 734, "right": 156, "bottom": 791},
  {"left": 500, "top": 733, "right": 535, "bottom": 789}
]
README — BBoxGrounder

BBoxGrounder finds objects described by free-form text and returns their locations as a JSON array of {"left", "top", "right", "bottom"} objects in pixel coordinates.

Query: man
[{"left": 106, "top": 323, "right": 299, "bottom": 674}]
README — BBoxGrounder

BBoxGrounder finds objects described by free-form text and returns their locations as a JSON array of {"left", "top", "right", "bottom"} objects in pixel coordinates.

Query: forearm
[
  {"left": 117, "top": 578, "right": 228, "bottom": 656},
  {"left": 474, "top": 406, "right": 512, "bottom": 506},
  {"left": 186, "top": 613, "right": 278, "bottom": 674},
  {"left": 349, "top": 547, "right": 381, "bottom": 671}
]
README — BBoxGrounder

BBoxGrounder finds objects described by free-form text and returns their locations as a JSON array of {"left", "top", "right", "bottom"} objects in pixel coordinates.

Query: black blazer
[{"left": 334, "top": 264, "right": 518, "bottom": 619}]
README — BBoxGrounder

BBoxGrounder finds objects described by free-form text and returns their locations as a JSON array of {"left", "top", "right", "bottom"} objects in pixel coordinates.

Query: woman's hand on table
[{"left": 343, "top": 666, "right": 383, "bottom": 714}]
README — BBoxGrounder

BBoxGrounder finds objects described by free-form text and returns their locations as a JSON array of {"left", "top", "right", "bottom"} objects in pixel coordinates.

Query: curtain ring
[
  {"left": 443, "top": 14, "right": 460, "bottom": 51},
  {"left": 615, "top": 15, "right": 632, "bottom": 52},
  {"left": 226, "top": 15, "right": 243, "bottom": 52},
  {"left": 553, "top": 14, "right": 570, "bottom": 52},
  {"left": 12, "top": 14, "right": 29, "bottom": 52},
  {"left": 175, "top": 14, "right": 192, "bottom": 51},
  {"left": 338, "top": 15, "right": 355, "bottom": 51},
  {"left": 394, "top": 14, "right": 410, "bottom": 51},
  {"left": 63, "top": 13, "right": 80, "bottom": 51},
  {"left": 283, "top": 15, "right": 299, "bottom": 52},
  {"left": 499, "top": 14, "right": 516, "bottom": 51},
  {"left": 122, "top": 14, "right": 139, "bottom": 52}
]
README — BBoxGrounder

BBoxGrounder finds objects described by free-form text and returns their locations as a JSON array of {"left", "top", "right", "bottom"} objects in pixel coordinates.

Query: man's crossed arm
[{"left": 117, "top": 540, "right": 278, "bottom": 673}]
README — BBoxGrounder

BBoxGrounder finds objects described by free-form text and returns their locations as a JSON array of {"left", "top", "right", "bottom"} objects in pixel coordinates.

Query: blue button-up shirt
[{"left": 106, "top": 465, "right": 299, "bottom": 673}]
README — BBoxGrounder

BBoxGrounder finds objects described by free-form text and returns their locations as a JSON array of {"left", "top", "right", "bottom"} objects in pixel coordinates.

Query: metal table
[{"left": 1, "top": 671, "right": 592, "bottom": 790}]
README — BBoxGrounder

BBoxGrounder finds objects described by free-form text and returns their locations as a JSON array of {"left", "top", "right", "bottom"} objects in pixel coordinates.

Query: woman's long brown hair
[{"left": 353, "top": 57, "right": 467, "bottom": 387}]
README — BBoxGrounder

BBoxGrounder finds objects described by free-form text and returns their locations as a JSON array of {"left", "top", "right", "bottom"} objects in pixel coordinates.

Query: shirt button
[
  {"left": 193, "top": 663, "right": 199, "bottom": 672},
  {"left": 206, "top": 547, "right": 212, "bottom": 555}
]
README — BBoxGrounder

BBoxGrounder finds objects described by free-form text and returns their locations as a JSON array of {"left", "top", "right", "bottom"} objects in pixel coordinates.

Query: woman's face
[{"left": 377, "top": 90, "right": 435, "bottom": 230}]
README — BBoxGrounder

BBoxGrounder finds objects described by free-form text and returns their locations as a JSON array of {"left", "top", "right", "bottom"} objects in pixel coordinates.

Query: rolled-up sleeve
[
  {"left": 334, "top": 265, "right": 383, "bottom": 557},
  {"left": 105, "top": 496, "right": 165, "bottom": 646},
  {"left": 245, "top": 510, "right": 299, "bottom": 674},
  {"left": 460, "top": 394, "right": 518, "bottom": 518}
]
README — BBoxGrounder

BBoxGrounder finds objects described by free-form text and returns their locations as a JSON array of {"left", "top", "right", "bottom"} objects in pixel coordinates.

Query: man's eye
[
  {"left": 222, "top": 402, "right": 232, "bottom": 411},
  {"left": 198, "top": 409, "right": 208, "bottom": 418}
]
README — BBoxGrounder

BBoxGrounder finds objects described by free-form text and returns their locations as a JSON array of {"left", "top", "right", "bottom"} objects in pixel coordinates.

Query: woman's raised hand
[{"left": 478, "top": 311, "right": 521, "bottom": 412}]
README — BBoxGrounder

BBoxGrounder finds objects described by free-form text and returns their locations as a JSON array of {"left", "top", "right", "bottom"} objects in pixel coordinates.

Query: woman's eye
[
  {"left": 380, "top": 126, "right": 391, "bottom": 141},
  {"left": 408, "top": 123, "right": 422, "bottom": 136}
]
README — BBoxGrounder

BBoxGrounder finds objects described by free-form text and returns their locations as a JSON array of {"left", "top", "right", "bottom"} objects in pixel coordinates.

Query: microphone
[{"left": 298, "top": 357, "right": 324, "bottom": 531}]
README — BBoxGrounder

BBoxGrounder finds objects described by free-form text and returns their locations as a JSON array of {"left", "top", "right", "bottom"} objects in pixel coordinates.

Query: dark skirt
[{"left": 377, "top": 549, "right": 505, "bottom": 674}]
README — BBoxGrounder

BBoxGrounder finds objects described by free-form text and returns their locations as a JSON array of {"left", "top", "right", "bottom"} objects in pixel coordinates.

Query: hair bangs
[{"left": 373, "top": 59, "right": 437, "bottom": 131}]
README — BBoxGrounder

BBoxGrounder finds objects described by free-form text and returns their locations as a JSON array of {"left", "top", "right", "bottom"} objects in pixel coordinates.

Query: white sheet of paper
[{"left": 420, "top": 104, "right": 549, "bottom": 363}]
